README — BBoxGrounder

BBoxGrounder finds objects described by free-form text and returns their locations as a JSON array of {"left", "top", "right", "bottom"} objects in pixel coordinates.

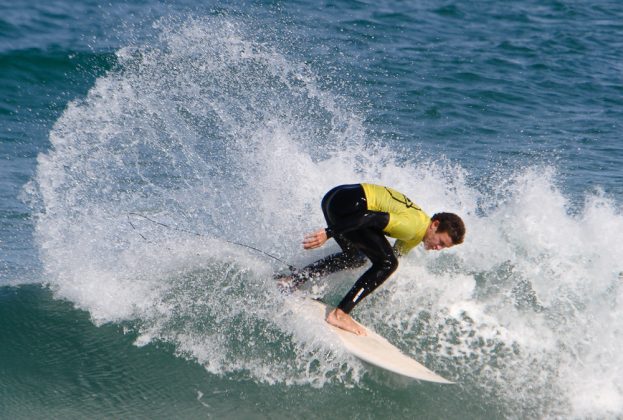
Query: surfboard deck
[{"left": 308, "top": 299, "right": 454, "bottom": 384}]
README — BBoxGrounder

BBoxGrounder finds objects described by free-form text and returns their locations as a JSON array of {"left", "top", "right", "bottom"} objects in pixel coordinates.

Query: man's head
[{"left": 423, "top": 213, "right": 465, "bottom": 251}]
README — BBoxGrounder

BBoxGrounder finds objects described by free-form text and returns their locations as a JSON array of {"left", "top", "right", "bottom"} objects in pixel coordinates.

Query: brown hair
[{"left": 431, "top": 213, "right": 465, "bottom": 245}]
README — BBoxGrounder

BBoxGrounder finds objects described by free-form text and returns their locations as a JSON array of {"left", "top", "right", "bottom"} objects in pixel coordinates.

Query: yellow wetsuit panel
[{"left": 361, "top": 183, "right": 430, "bottom": 256}]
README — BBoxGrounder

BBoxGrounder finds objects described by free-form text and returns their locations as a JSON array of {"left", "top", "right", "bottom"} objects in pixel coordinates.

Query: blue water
[{"left": 2, "top": 1, "right": 623, "bottom": 418}]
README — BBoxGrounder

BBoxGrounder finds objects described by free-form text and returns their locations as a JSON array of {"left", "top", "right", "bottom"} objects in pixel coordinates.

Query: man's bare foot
[{"left": 326, "top": 308, "right": 367, "bottom": 336}]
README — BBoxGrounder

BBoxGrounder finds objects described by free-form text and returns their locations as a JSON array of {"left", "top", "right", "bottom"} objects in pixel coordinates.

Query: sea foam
[{"left": 29, "top": 16, "right": 623, "bottom": 418}]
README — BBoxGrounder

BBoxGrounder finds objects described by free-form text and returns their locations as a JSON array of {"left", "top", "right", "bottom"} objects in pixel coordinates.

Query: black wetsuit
[{"left": 290, "top": 184, "right": 399, "bottom": 313}]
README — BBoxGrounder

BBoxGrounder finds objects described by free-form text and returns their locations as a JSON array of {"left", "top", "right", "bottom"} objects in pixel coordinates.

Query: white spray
[{"left": 28, "top": 16, "right": 623, "bottom": 418}]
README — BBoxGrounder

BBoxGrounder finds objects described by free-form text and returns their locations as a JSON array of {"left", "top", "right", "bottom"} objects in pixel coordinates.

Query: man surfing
[{"left": 279, "top": 183, "right": 465, "bottom": 336}]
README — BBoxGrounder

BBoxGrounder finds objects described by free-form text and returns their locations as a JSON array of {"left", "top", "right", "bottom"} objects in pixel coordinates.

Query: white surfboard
[{"left": 308, "top": 299, "right": 454, "bottom": 384}]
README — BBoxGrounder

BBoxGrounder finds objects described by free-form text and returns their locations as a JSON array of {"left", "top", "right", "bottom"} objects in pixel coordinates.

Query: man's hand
[{"left": 303, "top": 229, "right": 328, "bottom": 250}]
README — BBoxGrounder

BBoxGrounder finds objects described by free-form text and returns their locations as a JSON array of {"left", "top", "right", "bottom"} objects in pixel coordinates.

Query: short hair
[{"left": 431, "top": 213, "right": 465, "bottom": 245}]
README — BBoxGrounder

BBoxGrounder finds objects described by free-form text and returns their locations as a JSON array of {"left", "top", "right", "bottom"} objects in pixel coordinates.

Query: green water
[{"left": 1, "top": 285, "right": 507, "bottom": 419}]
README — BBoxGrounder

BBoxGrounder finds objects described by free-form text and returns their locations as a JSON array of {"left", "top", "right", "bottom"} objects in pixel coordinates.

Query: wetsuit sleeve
[{"left": 325, "top": 211, "right": 390, "bottom": 239}]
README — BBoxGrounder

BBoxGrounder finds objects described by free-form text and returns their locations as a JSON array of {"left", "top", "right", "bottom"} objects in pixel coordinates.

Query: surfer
[{"left": 279, "top": 183, "right": 465, "bottom": 336}]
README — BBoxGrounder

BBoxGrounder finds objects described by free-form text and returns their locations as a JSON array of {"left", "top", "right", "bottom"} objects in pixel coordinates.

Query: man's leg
[
  {"left": 276, "top": 234, "right": 366, "bottom": 290},
  {"left": 336, "top": 229, "right": 398, "bottom": 313},
  {"left": 278, "top": 184, "right": 389, "bottom": 294},
  {"left": 277, "top": 185, "right": 370, "bottom": 290},
  {"left": 326, "top": 228, "right": 398, "bottom": 335}
]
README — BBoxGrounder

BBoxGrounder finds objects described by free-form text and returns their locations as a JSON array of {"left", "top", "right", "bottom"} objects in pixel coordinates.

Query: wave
[{"left": 27, "top": 15, "right": 623, "bottom": 418}]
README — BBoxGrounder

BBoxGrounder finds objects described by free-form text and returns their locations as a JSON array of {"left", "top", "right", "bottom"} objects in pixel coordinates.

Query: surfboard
[{"left": 307, "top": 299, "right": 454, "bottom": 384}]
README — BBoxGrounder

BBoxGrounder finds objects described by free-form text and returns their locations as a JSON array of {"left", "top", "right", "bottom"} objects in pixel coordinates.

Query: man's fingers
[
  {"left": 303, "top": 232, "right": 322, "bottom": 249},
  {"left": 303, "top": 237, "right": 320, "bottom": 249},
  {"left": 303, "top": 229, "right": 327, "bottom": 250}
]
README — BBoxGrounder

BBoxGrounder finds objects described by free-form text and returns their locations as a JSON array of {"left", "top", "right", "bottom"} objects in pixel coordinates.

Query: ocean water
[{"left": 1, "top": 0, "right": 623, "bottom": 418}]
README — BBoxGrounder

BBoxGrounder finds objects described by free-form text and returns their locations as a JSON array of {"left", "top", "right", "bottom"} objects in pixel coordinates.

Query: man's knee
[
  {"left": 346, "top": 251, "right": 367, "bottom": 268},
  {"left": 384, "top": 254, "right": 399, "bottom": 275},
  {"left": 373, "top": 253, "right": 398, "bottom": 276}
]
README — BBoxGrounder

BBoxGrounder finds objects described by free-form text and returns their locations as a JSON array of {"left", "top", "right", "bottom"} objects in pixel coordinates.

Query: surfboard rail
[{"left": 308, "top": 299, "right": 454, "bottom": 384}]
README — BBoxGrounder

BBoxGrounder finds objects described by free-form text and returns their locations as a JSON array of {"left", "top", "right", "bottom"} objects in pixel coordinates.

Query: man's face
[{"left": 423, "top": 220, "right": 454, "bottom": 251}]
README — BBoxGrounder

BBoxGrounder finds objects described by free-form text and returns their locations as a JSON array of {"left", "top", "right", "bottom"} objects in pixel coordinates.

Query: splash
[
  {"left": 28, "top": 15, "right": 623, "bottom": 418},
  {"left": 30, "top": 15, "right": 373, "bottom": 386}
]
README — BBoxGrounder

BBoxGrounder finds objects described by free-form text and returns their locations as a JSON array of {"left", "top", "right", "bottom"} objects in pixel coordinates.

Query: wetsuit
[{"left": 290, "top": 183, "right": 431, "bottom": 313}]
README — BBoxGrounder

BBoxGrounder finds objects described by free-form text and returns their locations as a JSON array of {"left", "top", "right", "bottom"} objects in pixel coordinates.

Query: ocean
[{"left": 1, "top": 0, "right": 622, "bottom": 418}]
